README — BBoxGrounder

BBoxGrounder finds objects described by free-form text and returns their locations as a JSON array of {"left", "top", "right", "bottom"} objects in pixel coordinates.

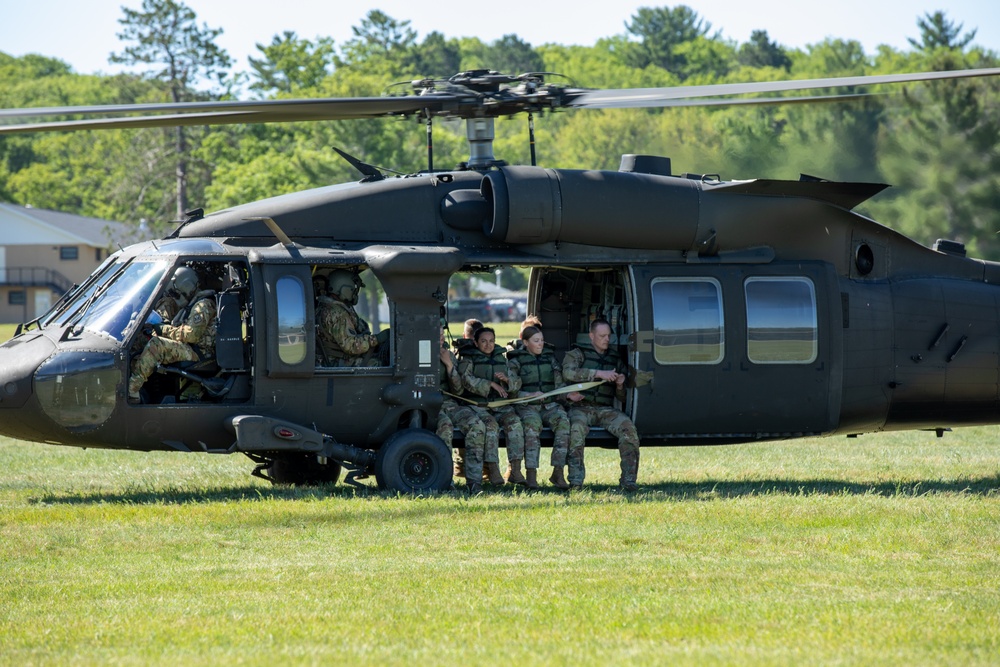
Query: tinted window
[
  {"left": 651, "top": 278, "right": 724, "bottom": 364},
  {"left": 745, "top": 277, "right": 817, "bottom": 364},
  {"left": 276, "top": 276, "right": 307, "bottom": 365}
]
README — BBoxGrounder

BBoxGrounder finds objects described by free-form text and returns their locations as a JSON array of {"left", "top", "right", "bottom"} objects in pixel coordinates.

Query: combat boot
[
  {"left": 619, "top": 455, "right": 639, "bottom": 492},
  {"left": 549, "top": 466, "right": 570, "bottom": 490},
  {"left": 524, "top": 468, "right": 539, "bottom": 489},
  {"left": 467, "top": 479, "right": 482, "bottom": 494},
  {"left": 485, "top": 462, "right": 506, "bottom": 485},
  {"left": 505, "top": 459, "right": 526, "bottom": 485}
]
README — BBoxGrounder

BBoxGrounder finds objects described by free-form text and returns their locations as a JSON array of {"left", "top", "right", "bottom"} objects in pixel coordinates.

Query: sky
[{"left": 2, "top": 0, "right": 999, "bottom": 80}]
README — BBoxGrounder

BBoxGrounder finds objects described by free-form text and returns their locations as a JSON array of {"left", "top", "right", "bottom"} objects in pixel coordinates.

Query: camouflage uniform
[
  {"left": 128, "top": 292, "right": 217, "bottom": 401},
  {"left": 507, "top": 343, "right": 572, "bottom": 469},
  {"left": 458, "top": 345, "right": 522, "bottom": 467},
  {"left": 562, "top": 342, "right": 641, "bottom": 487},
  {"left": 435, "top": 347, "right": 493, "bottom": 480},
  {"left": 316, "top": 296, "right": 380, "bottom": 367}
]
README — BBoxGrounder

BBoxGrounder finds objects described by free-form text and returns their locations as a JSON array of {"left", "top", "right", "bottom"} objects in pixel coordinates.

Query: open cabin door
[{"left": 630, "top": 262, "right": 842, "bottom": 440}]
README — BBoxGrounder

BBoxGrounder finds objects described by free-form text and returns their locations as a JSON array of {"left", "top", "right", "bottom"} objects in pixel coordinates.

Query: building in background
[{"left": 0, "top": 204, "right": 130, "bottom": 324}]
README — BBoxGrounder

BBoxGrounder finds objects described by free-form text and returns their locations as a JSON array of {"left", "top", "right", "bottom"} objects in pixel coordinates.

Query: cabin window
[
  {"left": 275, "top": 276, "right": 307, "bottom": 365},
  {"left": 744, "top": 277, "right": 818, "bottom": 364},
  {"left": 651, "top": 278, "right": 724, "bottom": 365}
]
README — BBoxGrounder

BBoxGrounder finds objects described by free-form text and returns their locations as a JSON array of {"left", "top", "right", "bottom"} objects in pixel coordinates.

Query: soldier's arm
[
  {"left": 553, "top": 357, "right": 565, "bottom": 388},
  {"left": 459, "top": 359, "right": 492, "bottom": 398},
  {"left": 561, "top": 348, "right": 596, "bottom": 383},
  {"left": 161, "top": 299, "right": 213, "bottom": 344},
  {"left": 445, "top": 351, "right": 463, "bottom": 393},
  {"left": 332, "top": 314, "right": 375, "bottom": 355},
  {"left": 505, "top": 360, "right": 522, "bottom": 394},
  {"left": 506, "top": 356, "right": 523, "bottom": 384},
  {"left": 615, "top": 358, "right": 628, "bottom": 401}
]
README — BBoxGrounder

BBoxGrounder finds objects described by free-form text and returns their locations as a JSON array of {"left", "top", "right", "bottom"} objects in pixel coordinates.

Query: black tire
[
  {"left": 268, "top": 453, "right": 343, "bottom": 486},
  {"left": 374, "top": 429, "right": 452, "bottom": 493}
]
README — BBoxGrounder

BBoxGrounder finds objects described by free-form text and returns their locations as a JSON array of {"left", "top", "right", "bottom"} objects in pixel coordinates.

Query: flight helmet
[{"left": 327, "top": 269, "right": 362, "bottom": 305}]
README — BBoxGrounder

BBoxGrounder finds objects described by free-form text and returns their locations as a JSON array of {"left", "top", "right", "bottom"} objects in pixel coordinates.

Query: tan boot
[
  {"left": 505, "top": 459, "right": 526, "bottom": 485},
  {"left": 485, "top": 462, "right": 506, "bottom": 485},
  {"left": 525, "top": 468, "right": 539, "bottom": 489},
  {"left": 549, "top": 466, "right": 570, "bottom": 490}
]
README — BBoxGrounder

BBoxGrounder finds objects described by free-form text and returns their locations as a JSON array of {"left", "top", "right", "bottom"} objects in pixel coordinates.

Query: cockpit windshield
[
  {"left": 74, "top": 260, "right": 170, "bottom": 341},
  {"left": 48, "top": 255, "right": 125, "bottom": 328}
]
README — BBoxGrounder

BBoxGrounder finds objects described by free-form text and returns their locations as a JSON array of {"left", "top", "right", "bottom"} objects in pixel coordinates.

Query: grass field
[
  {"left": 2, "top": 322, "right": 998, "bottom": 664},
  {"left": 1, "top": 426, "right": 998, "bottom": 666}
]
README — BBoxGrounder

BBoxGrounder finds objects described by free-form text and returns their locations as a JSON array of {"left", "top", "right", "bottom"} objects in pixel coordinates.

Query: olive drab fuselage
[{"left": 3, "top": 159, "right": 1000, "bottom": 464}]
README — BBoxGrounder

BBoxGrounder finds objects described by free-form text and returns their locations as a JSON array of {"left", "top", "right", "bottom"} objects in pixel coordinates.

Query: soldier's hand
[
  {"left": 595, "top": 369, "right": 618, "bottom": 383},
  {"left": 439, "top": 347, "right": 453, "bottom": 369}
]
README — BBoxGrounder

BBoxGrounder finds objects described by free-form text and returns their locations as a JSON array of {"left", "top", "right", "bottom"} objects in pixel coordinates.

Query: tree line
[{"left": 1, "top": 2, "right": 998, "bottom": 256}]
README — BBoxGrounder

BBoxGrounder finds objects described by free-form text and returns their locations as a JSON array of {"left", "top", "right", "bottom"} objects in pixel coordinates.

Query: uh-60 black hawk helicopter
[{"left": 1, "top": 66, "right": 999, "bottom": 493}]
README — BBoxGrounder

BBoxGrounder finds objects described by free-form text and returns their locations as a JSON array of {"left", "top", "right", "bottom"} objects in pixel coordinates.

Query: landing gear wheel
[
  {"left": 268, "top": 453, "right": 343, "bottom": 486},
  {"left": 375, "top": 429, "right": 452, "bottom": 493}
]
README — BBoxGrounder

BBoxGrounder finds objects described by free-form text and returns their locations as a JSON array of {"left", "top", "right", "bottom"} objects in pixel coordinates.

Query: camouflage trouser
[
  {"left": 128, "top": 336, "right": 199, "bottom": 399},
  {"left": 515, "top": 402, "right": 569, "bottom": 469},
  {"left": 568, "top": 404, "right": 640, "bottom": 486},
  {"left": 493, "top": 405, "right": 525, "bottom": 465},
  {"left": 464, "top": 405, "right": 501, "bottom": 480},
  {"left": 436, "top": 401, "right": 482, "bottom": 449}
]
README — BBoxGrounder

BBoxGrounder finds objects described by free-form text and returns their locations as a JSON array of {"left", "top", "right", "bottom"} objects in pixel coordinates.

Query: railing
[{"left": 0, "top": 267, "right": 74, "bottom": 294}]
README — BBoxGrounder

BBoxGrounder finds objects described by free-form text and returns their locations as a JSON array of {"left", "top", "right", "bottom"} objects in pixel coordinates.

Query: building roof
[{"left": 0, "top": 203, "right": 133, "bottom": 247}]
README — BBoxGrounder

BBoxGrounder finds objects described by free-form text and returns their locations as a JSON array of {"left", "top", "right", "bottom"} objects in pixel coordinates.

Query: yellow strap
[{"left": 445, "top": 381, "right": 604, "bottom": 409}]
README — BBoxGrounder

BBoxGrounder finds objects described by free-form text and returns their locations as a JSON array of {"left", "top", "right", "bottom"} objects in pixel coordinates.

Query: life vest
[
  {"left": 573, "top": 342, "right": 619, "bottom": 406},
  {"left": 508, "top": 346, "right": 558, "bottom": 394},
  {"left": 459, "top": 346, "right": 508, "bottom": 401}
]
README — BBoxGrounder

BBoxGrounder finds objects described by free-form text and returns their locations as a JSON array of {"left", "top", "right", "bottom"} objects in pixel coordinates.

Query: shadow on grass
[
  {"left": 634, "top": 474, "right": 1000, "bottom": 499},
  {"left": 30, "top": 473, "right": 1000, "bottom": 506}
]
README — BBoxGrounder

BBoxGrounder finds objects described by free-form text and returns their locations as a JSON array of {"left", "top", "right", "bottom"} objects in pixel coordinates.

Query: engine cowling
[{"left": 480, "top": 166, "right": 701, "bottom": 249}]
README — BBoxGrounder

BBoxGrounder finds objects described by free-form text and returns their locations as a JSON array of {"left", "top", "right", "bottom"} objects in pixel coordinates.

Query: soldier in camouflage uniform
[
  {"left": 315, "top": 270, "right": 386, "bottom": 367},
  {"left": 436, "top": 330, "right": 493, "bottom": 493},
  {"left": 457, "top": 327, "right": 517, "bottom": 486},
  {"left": 128, "top": 267, "right": 217, "bottom": 403},
  {"left": 450, "top": 318, "right": 484, "bottom": 479},
  {"left": 507, "top": 325, "right": 575, "bottom": 490},
  {"left": 562, "top": 318, "right": 641, "bottom": 491}
]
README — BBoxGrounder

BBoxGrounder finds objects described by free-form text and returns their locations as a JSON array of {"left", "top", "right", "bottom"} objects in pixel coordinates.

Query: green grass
[
  {"left": 1, "top": 429, "right": 998, "bottom": 665},
  {"left": 0, "top": 323, "right": 17, "bottom": 342}
]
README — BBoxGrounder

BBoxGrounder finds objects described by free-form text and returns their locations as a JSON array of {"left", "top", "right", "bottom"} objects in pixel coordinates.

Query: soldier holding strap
[{"left": 562, "top": 318, "right": 641, "bottom": 491}]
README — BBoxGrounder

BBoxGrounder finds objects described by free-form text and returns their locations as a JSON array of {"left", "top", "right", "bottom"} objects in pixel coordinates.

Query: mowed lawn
[{"left": 1, "top": 426, "right": 998, "bottom": 666}]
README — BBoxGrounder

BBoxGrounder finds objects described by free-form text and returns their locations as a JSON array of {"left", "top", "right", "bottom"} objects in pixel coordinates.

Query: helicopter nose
[{"left": 0, "top": 333, "right": 55, "bottom": 438}]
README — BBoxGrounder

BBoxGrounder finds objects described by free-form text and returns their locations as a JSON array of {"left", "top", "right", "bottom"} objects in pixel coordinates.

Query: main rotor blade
[
  {"left": 0, "top": 67, "right": 995, "bottom": 135},
  {"left": 568, "top": 67, "right": 1000, "bottom": 109},
  {"left": 0, "top": 96, "right": 450, "bottom": 134}
]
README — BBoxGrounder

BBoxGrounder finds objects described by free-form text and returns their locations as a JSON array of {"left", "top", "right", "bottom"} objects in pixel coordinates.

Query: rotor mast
[{"left": 465, "top": 117, "right": 497, "bottom": 170}]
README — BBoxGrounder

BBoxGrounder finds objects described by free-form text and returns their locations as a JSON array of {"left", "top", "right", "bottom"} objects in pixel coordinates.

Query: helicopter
[{"left": 1, "top": 66, "right": 999, "bottom": 493}]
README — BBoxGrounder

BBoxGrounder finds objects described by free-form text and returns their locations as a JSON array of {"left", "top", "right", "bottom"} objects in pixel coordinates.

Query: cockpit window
[
  {"left": 48, "top": 255, "right": 124, "bottom": 327},
  {"left": 78, "top": 261, "right": 169, "bottom": 341}
]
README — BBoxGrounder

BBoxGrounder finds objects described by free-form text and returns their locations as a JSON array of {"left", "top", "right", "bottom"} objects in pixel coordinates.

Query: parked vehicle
[
  {"left": 487, "top": 296, "right": 527, "bottom": 322},
  {"left": 446, "top": 297, "right": 492, "bottom": 323}
]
